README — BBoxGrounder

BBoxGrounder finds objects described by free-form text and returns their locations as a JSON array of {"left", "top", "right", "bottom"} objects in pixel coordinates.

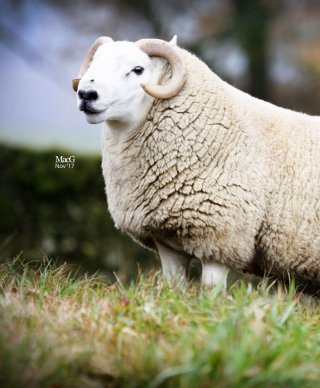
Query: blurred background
[{"left": 1, "top": 0, "right": 320, "bottom": 281}]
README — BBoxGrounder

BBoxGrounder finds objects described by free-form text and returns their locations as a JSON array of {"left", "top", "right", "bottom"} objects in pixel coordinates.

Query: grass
[{"left": 0, "top": 258, "right": 320, "bottom": 387}]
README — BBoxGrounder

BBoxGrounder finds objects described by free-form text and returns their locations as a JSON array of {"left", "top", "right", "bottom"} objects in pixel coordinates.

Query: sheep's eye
[{"left": 132, "top": 66, "right": 144, "bottom": 75}]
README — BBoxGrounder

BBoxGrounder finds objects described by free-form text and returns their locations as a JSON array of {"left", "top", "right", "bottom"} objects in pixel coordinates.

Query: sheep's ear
[{"left": 169, "top": 35, "right": 177, "bottom": 46}]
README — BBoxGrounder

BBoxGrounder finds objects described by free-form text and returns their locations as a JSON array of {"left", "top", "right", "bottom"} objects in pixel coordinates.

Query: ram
[{"left": 73, "top": 36, "right": 320, "bottom": 292}]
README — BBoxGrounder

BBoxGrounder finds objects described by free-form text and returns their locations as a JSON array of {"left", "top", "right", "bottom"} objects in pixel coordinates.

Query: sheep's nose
[{"left": 78, "top": 89, "right": 98, "bottom": 101}]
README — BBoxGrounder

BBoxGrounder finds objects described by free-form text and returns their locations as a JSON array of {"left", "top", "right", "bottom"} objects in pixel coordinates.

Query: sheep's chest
[{"left": 101, "top": 128, "right": 160, "bottom": 241}]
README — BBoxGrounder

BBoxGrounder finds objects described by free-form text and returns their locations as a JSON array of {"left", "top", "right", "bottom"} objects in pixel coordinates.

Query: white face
[{"left": 77, "top": 41, "right": 165, "bottom": 125}]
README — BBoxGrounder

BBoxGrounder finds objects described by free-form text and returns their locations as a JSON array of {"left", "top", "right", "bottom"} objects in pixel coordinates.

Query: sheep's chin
[{"left": 85, "top": 110, "right": 108, "bottom": 124}]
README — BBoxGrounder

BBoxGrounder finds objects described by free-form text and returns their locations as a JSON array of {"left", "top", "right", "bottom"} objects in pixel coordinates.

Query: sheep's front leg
[
  {"left": 155, "top": 241, "right": 191, "bottom": 287},
  {"left": 202, "top": 262, "right": 230, "bottom": 290}
]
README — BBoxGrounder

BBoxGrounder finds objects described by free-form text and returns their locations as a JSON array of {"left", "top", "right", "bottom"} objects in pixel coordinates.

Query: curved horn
[
  {"left": 136, "top": 39, "right": 186, "bottom": 99},
  {"left": 72, "top": 36, "right": 113, "bottom": 92}
]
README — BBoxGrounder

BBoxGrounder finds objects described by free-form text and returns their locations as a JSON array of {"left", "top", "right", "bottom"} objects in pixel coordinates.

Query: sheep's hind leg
[
  {"left": 155, "top": 241, "right": 191, "bottom": 287},
  {"left": 202, "top": 262, "right": 230, "bottom": 290}
]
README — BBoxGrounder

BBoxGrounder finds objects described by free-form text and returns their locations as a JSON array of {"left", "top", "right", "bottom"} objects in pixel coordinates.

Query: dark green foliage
[
  {"left": 219, "top": 0, "right": 281, "bottom": 100},
  {"left": 0, "top": 143, "right": 155, "bottom": 279}
]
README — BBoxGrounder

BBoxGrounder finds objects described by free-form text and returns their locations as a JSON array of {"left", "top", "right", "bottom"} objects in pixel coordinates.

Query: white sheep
[{"left": 73, "top": 36, "right": 320, "bottom": 292}]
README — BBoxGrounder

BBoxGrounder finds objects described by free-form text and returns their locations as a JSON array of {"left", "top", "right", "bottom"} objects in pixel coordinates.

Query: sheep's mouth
[
  {"left": 79, "top": 101, "right": 104, "bottom": 115},
  {"left": 82, "top": 106, "right": 103, "bottom": 115}
]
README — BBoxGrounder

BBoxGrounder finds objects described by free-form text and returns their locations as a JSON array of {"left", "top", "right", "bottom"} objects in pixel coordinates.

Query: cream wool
[{"left": 75, "top": 38, "right": 320, "bottom": 290}]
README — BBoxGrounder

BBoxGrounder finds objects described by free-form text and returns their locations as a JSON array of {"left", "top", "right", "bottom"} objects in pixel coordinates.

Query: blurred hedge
[{"left": 0, "top": 143, "right": 155, "bottom": 280}]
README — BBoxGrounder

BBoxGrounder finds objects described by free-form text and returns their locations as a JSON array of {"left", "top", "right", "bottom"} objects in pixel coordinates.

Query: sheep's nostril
[
  {"left": 86, "top": 90, "right": 98, "bottom": 101},
  {"left": 78, "top": 89, "right": 98, "bottom": 101}
]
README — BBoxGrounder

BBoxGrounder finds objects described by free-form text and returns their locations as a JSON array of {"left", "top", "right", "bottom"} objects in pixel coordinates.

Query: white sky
[{"left": 0, "top": 43, "right": 102, "bottom": 154}]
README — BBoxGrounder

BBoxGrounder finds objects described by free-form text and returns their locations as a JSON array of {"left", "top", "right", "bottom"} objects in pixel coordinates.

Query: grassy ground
[{"left": 0, "top": 258, "right": 320, "bottom": 387}]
